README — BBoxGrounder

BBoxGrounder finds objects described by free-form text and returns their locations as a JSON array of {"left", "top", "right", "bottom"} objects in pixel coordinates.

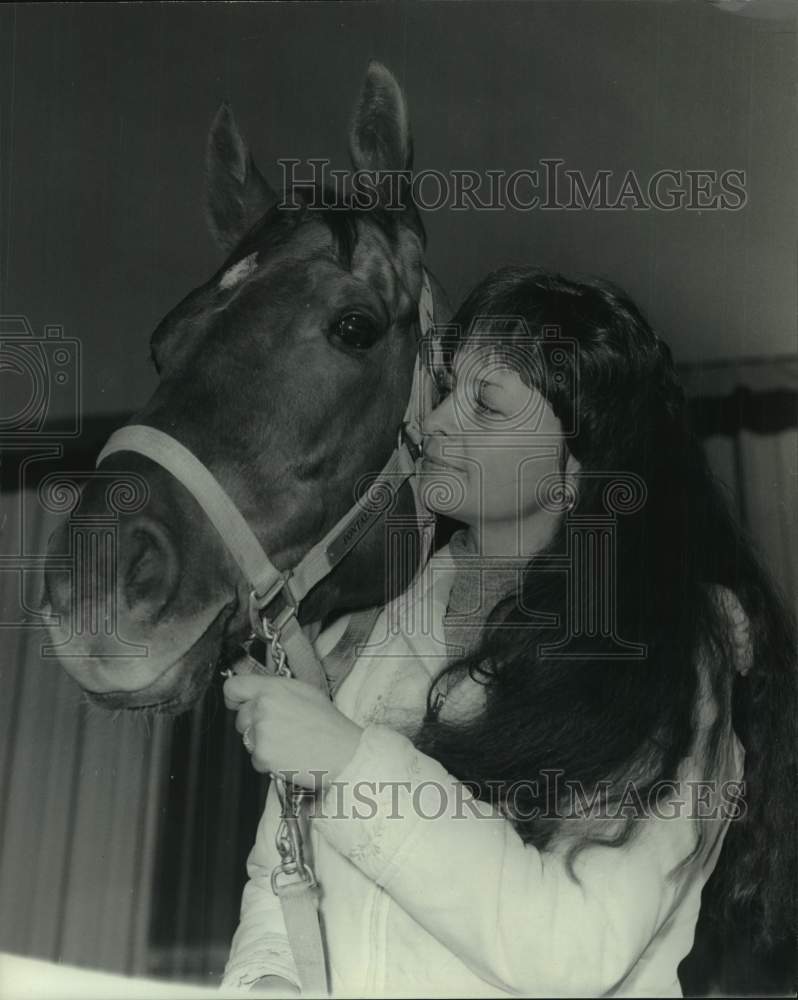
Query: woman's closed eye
[
  {"left": 472, "top": 381, "right": 502, "bottom": 416},
  {"left": 474, "top": 396, "right": 498, "bottom": 416}
]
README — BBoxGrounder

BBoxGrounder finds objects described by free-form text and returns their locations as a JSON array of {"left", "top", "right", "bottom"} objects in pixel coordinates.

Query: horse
[{"left": 42, "top": 62, "right": 448, "bottom": 715}]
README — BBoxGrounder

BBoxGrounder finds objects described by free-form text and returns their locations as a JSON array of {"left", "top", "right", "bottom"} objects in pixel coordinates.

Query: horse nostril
[
  {"left": 43, "top": 521, "right": 71, "bottom": 613},
  {"left": 126, "top": 528, "right": 163, "bottom": 595},
  {"left": 121, "top": 520, "right": 179, "bottom": 620}
]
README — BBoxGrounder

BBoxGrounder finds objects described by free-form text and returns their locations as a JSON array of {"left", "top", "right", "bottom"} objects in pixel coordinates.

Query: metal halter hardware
[
  {"left": 261, "top": 614, "right": 289, "bottom": 677},
  {"left": 260, "top": 628, "right": 316, "bottom": 894},
  {"left": 271, "top": 778, "right": 317, "bottom": 893}
]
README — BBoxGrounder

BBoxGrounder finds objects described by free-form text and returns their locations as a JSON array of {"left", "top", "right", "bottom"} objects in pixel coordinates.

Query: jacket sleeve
[
  {"left": 221, "top": 779, "right": 300, "bottom": 991},
  {"left": 313, "top": 724, "right": 707, "bottom": 996}
]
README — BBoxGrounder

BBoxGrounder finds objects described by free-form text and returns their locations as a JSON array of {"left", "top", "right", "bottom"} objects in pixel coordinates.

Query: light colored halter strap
[{"left": 97, "top": 424, "right": 276, "bottom": 598}]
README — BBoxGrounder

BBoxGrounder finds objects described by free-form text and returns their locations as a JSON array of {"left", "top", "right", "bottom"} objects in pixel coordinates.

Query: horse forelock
[
  {"left": 230, "top": 183, "right": 424, "bottom": 266},
  {"left": 150, "top": 189, "right": 427, "bottom": 376},
  {"left": 207, "top": 189, "right": 425, "bottom": 334}
]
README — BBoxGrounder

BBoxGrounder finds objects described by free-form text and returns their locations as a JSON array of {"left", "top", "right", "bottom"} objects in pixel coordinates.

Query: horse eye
[{"left": 331, "top": 312, "right": 382, "bottom": 350}]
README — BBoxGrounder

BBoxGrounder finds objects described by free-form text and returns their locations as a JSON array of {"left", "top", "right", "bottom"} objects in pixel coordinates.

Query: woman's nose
[{"left": 422, "top": 390, "right": 458, "bottom": 436}]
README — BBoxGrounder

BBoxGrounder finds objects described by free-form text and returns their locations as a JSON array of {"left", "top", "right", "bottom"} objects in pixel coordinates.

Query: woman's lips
[{"left": 420, "top": 453, "right": 462, "bottom": 472}]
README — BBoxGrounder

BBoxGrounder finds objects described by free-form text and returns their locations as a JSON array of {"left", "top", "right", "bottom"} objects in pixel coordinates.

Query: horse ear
[
  {"left": 206, "top": 103, "right": 277, "bottom": 252},
  {"left": 349, "top": 61, "right": 414, "bottom": 176}
]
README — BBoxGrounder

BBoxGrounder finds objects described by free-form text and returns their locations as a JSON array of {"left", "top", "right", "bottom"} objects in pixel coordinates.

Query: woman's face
[{"left": 420, "top": 343, "right": 577, "bottom": 547}]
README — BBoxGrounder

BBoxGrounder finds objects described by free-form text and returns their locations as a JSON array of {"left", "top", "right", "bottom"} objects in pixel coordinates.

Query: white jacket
[{"left": 222, "top": 544, "right": 745, "bottom": 998}]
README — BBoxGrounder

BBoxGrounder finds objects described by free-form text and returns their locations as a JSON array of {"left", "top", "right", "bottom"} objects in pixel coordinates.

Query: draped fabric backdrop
[
  {"left": 0, "top": 355, "right": 795, "bottom": 987},
  {"left": 680, "top": 356, "right": 798, "bottom": 613}
]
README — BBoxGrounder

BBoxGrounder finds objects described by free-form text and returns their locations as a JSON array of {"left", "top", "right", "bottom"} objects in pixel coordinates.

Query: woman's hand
[{"left": 223, "top": 669, "right": 364, "bottom": 790}]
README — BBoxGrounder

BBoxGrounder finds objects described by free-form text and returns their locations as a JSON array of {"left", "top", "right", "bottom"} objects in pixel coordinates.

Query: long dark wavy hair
[{"left": 413, "top": 267, "right": 797, "bottom": 993}]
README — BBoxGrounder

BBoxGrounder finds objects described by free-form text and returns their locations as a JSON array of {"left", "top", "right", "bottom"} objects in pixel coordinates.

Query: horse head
[{"left": 43, "top": 63, "right": 447, "bottom": 714}]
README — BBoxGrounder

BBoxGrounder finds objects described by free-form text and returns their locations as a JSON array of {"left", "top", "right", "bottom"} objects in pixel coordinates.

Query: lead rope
[
  {"left": 251, "top": 615, "right": 329, "bottom": 996},
  {"left": 262, "top": 616, "right": 312, "bottom": 898}
]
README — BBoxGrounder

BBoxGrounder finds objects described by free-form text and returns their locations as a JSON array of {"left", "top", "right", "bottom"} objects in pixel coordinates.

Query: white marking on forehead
[{"left": 219, "top": 253, "right": 258, "bottom": 290}]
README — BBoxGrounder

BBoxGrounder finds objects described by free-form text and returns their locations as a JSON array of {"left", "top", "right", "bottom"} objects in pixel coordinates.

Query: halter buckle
[
  {"left": 271, "top": 861, "right": 318, "bottom": 894},
  {"left": 249, "top": 571, "right": 298, "bottom": 640},
  {"left": 252, "top": 570, "right": 293, "bottom": 610}
]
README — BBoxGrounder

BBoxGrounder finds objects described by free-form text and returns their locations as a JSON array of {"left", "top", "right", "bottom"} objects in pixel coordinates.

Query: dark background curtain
[{"left": 679, "top": 356, "right": 797, "bottom": 614}]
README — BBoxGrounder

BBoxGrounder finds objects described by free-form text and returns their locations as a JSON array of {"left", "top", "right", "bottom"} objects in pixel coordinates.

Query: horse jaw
[{"left": 44, "top": 589, "right": 238, "bottom": 710}]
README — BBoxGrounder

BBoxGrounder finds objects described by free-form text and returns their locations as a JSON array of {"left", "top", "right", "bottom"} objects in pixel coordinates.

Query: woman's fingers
[
  {"left": 222, "top": 672, "right": 274, "bottom": 711},
  {"left": 222, "top": 673, "right": 362, "bottom": 787},
  {"left": 224, "top": 675, "right": 280, "bottom": 773}
]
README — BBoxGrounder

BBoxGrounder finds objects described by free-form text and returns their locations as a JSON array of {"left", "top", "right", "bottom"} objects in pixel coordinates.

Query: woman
[{"left": 222, "top": 268, "right": 797, "bottom": 997}]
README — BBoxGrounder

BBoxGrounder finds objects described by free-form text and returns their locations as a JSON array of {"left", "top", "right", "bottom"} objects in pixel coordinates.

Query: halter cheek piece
[{"left": 95, "top": 272, "right": 437, "bottom": 996}]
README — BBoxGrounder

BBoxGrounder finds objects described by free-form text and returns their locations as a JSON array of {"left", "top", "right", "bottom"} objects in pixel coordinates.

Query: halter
[
  {"left": 95, "top": 272, "right": 437, "bottom": 995},
  {"left": 96, "top": 272, "right": 436, "bottom": 688}
]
